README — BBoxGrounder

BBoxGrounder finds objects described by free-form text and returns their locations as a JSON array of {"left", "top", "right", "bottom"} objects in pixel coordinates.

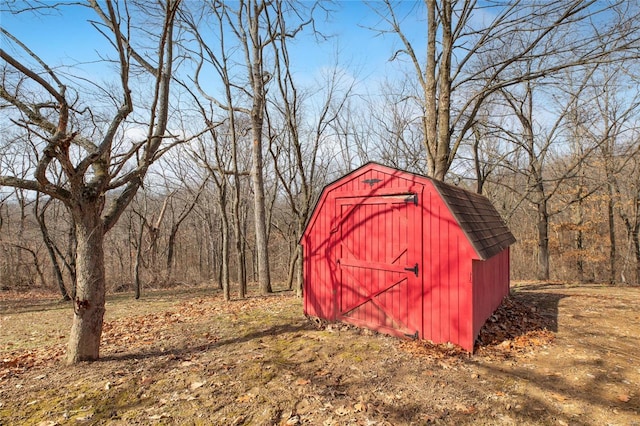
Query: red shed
[{"left": 300, "top": 162, "right": 516, "bottom": 351}]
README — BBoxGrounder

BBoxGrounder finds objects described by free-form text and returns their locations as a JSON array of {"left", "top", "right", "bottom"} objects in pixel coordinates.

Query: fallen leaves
[
  {"left": 550, "top": 392, "right": 568, "bottom": 402},
  {"left": 189, "top": 380, "right": 206, "bottom": 390},
  {"left": 476, "top": 296, "right": 555, "bottom": 356},
  {"left": 1, "top": 346, "right": 65, "bottom": 380},
  {"left": 334, "top": 405, "right": 350, "bottom": 416},
  {"left": 617, "top": 394, "right": 631, "bottom": 403},
  {"left": 397, "top": 295, "right": 556, "bottom": 363},
  {"left": 399, "top": 339, "right": 467, "bottom": 363},
  {"left": 236, "top": 393, "right": 254, "bottom": 403},
  {"left": 2, "top": 284, "right": 639, "bottom": 426},
  {"left": 1, "top": 294, "right": 248, "bottom": 379},
  {"left": 455, "top": 403, "right": 478, "bottom": 414},
  {"left": 148, "top": 413, "right": 171, "bottom": 420},
  {"left": 283, "top": 415, "right": 300, "bottom": 425}
]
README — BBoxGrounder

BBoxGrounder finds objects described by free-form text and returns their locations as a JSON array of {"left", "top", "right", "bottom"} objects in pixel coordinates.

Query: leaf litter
[{"left": 1, "top": 282, "right": 639, "bottom": 425}]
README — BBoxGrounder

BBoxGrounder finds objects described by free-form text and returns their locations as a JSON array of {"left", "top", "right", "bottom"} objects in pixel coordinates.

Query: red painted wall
[
  {"left": 421, "top": 180, "right": 476, "bottom": 350},
  {"left": 472, "top": 249, "right": 511, "bottom": 341}
]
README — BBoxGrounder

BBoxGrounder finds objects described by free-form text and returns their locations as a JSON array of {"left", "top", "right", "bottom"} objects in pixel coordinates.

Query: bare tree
[
  {"left": 192, "top": 128, "right": 236, "bottom": 300},
  {"left": 267, "top": 46, "right": 352, "bottom": 295},
  {"left": 492, "top": 51, "right": 637, "bottom": 282},
  {"left": 0, "top": 0, "right": 186, "bottom": 363},
  {"left": 368, "top": 0, "right": 640, "bottom": 180},
  {"left": 180, "top": 0, "right": 315, "bottom": 294},
  {"left": 587, "top": 67, "right": 640, "bottom": 283},
  {"left": 616, "top": 151, "right": 640, "bottom": 285}
]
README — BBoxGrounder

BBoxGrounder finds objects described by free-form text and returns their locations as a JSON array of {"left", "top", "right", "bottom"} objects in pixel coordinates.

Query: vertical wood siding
[{"left": 472, "top": 249, "right": 511, "bottom": 341}]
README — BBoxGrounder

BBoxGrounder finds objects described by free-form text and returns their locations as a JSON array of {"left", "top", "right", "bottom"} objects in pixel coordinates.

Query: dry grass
[{"left": 1, "top": 282, "right": 639, "bottom": 425}]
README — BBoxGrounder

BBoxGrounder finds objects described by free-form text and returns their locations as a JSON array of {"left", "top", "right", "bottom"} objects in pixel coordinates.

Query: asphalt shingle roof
[{"left": 431, "top": 179, "right": 516, "bottom": 260}]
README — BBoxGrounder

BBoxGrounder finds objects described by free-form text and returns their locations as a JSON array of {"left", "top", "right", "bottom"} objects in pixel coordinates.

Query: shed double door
[{"left": 334, "top": 191, "right": 422, "bottom": 338}]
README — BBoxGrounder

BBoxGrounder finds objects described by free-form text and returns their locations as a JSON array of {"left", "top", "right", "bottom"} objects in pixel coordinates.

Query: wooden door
[{"left": 334, "top": 192, "right": 422, "bottom": 338}]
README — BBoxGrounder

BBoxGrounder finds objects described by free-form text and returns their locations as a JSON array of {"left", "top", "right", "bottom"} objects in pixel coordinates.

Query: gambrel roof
[{"left": 431, "top": 179, "right": 516, "bottom": 260}]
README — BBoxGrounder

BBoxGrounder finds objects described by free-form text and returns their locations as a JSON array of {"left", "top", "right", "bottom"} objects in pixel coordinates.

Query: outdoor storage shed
[{"left": 300, "top": 162, "right": 516, "bottom": 351}]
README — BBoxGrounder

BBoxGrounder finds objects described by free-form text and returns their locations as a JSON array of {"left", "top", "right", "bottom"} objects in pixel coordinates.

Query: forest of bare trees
[{"left": 1, "top": 0, "right": 639, "bottom": 362}]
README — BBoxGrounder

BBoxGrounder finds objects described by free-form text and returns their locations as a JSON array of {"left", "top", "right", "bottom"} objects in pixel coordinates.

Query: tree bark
[
  {"left": 536, "top": 198, "right": 550, "bottom": 281},
  {"left": 633, "top": 226, "right": 640, "bottom": 285},
  {"left": 424, "top": 0, "right": 438, "bottom": 178},
  {"left": 218, "top": 191, "right": 231, "bottom": 301},
  {"left": 233, "top": 213, "right": 247, "bottom": 299},
  {"left": 134, "top": 216, "right": 144, "bottom": 299},
  {"left": 66, "top": 222, "right": 77, "bottom": 299},
  {"left": 630, "top": 187, "right": 640, "bottom": 285},
  {"left": 35, "top": 199, "right": 70, "bottom": 300},
  {"left": 66, "top": 201, "right": 106, "bottom": 364},
  {"left": 575, "top": 198, "right": 585, "bottom": 283},
  {"left": 251, "top": 147, "right": 272, "bottom": 294},
  {"left": 607, "top": 183, "right": 617, "bottom": 284},
  {"left": 434, "top": 0, "right": 453, "bottom": 181},
  {"left": 166, "top": 225, "right": 178, "bottom": 280},
  {"left": 248, "top": 0, "right": 272, "bottom": 294}
]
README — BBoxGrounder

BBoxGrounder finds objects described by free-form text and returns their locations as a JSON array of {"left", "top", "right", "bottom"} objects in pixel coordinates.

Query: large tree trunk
[
  {"left": 166, "top": 224, "right": 178, "bottom": 281},
  {"left": 575, "top": 203, "right": 585, "bottom": 283},
  {"left": 285, "top": 243, "right": 298, "bottom": 291},
  {"left": 249, "top": 3, "right": 272, "bottom": 294},
  {"left": 424, "top": 0, "right": 438, "bottom": 178},
  {"left": 66, "top": 202, "right": 106, "bottom": 364},
  {"left": 66, "top": 222, "right": 77, "bottom": 299},
  {"left": 434, "top": 0, "right": 453, "bottom": 182},
  {"left": 251, "top": 151, "right": 272, "bottom": 294}
]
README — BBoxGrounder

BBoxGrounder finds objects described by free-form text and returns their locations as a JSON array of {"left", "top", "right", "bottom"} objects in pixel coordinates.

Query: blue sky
[
  {"left": 1, "top": 4, "right": 107, "bottom": 66},
  {"left": 0, "top": 1, "right": 424, "bottom": 90}
]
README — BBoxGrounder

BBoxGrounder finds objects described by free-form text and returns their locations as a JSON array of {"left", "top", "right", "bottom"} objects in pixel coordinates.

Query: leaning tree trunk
[
  {"left": 35, "top": 204, "right": 70, "bottom": 301},
  {"left": 66, "top": 222, "right": 77, "bottom": 299},
  {"left": 66, "top": 201, "right": 106, "bottom": 364}
]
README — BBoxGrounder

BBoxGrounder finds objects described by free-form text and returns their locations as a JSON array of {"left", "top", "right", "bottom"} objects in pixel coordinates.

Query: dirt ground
[{"left": 0, "top": 282, "right": 638, "bottom": 425}]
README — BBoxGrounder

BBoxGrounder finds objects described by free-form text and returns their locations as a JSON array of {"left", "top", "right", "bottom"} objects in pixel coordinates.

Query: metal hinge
[
  {"left": 404, "top": 263, "right": 419, "bottom": 277},
  {"left": 404, "top": 193, "right": 418, "bottom": 205},
  {"left": 404, "top": 330, "right": 419, "bottom": 340}
]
